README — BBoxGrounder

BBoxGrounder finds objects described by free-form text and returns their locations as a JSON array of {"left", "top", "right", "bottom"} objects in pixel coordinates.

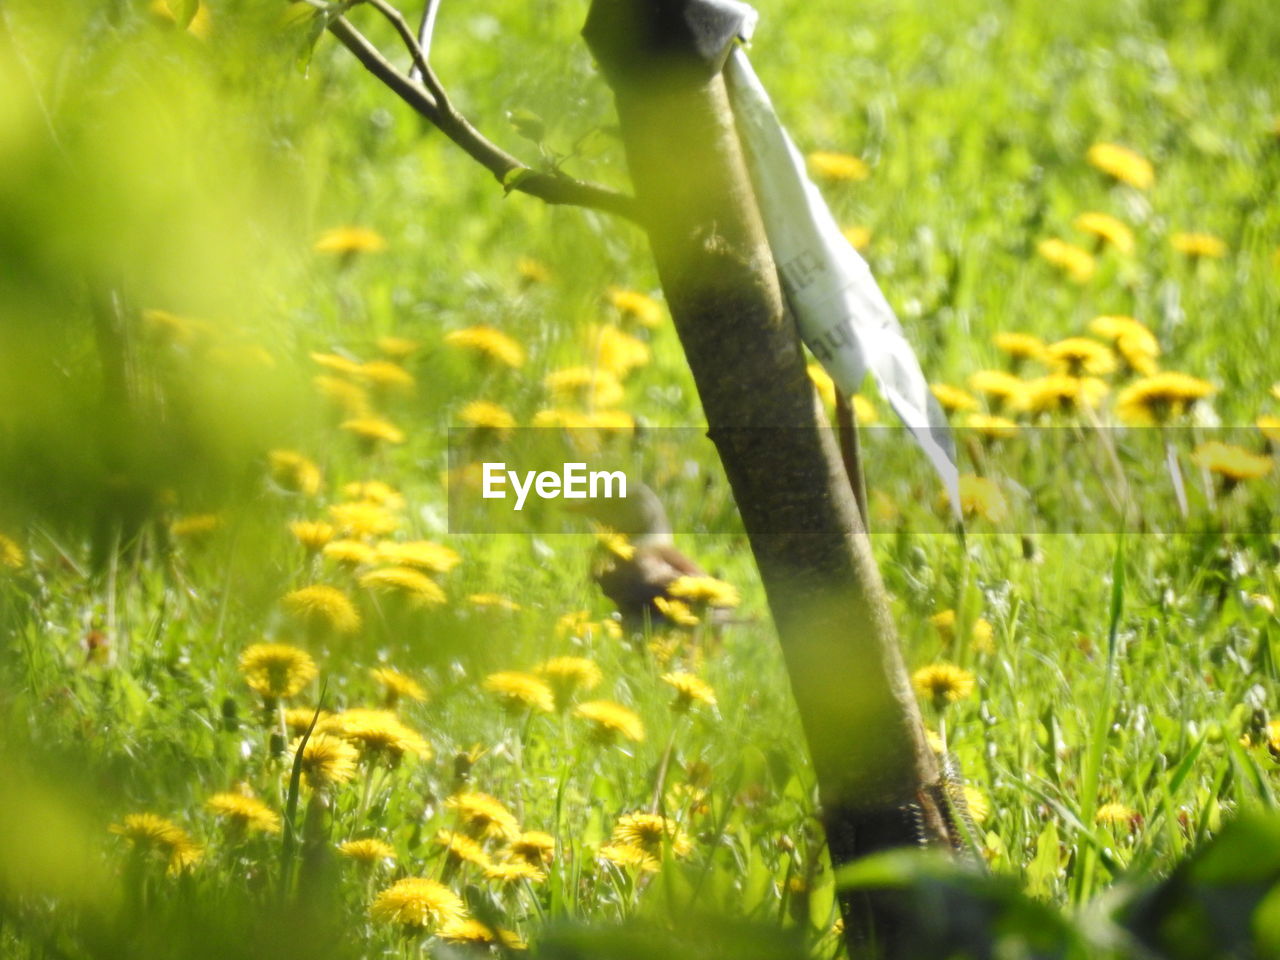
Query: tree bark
[{"left": 583, "top": 3, "right": 956, "bottom": 952}]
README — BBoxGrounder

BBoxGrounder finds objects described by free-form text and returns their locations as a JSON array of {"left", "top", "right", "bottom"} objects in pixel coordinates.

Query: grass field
[{"left": 2, "top": 0, "right": 1279, "bottom": 957}]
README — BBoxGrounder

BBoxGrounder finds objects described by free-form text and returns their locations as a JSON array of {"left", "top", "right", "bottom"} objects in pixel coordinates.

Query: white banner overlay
[{"left": 724, "top": 46, "right": 960, "bottom": 514}]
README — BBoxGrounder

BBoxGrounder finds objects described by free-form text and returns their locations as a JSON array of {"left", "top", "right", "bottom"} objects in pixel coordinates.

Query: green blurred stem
[
  {"left": 1161, "top": 427, "right": 1189, "bottom": 519},
  {"left": 649, "top": 719, "right": 682, "bottom": 813}
]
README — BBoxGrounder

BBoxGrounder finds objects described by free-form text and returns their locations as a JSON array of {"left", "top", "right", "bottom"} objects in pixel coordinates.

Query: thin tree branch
[
  {"left": 320, "top": 5, "right": 642, "bottom": 223},
  {"left": 408, "top": 0, "right": 441, "bottom": 81}
]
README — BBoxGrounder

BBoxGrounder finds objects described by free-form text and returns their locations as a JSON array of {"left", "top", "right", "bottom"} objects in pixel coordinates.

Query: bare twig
[{"left": 317, "top": 4, "right": 642, "bottom": 223}]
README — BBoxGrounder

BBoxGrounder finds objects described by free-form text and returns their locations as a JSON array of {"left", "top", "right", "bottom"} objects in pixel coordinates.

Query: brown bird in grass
[{"left": 572, "top": 483, "right": 737, "bottom": 627}]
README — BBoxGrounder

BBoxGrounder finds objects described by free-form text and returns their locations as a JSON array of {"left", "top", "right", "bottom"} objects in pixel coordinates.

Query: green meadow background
[{"left": 1, "top": 0, "right": 1279, "bottom": 957}]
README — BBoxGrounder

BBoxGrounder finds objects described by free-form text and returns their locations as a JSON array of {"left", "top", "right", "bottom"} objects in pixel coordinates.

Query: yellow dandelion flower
[
  {"left": 323, "top": 708, "right": 431, "bottom": 762},
  {"left": 1115, "top": 373, "right": 1215, "bottom": 425},
  {"left": 110, "top": 813, "right": 202, "bottom": 875},
  {"left": 268, "top": 450, "right": 323, "bottom": 496},
  {"left": 590, "top": 325, "right": 651, "bottom": 379},
  {"left": 484, "top": 859, "right": 546, "bottom": 884},
  {"left": 375, "top": 336, "right": 420, "bottom": 360},
  {"left": 1116, "top": 334, "right": 1160, "bottom": 376},
  {"left": 289, "top": 733, "right": 359, "bottom": 790},
  {"left": 1191, "top": 442, "right": 1272, "bottom": 482},
  {"left": 0, "top": 533, "right": 24, "bottom": 569},
  {"left": 993, "top": 332, "right": 1048, "bottom": 366},
  {"left": 930, "top": 383, "right": 980, "bottom": 413},
  {"left": 1086, "top": 143, "right": 1154, "bottom": 190},
  {"left": 281, "top": 584, "right": 362, "bottom": 634},
  {"left": 517, "top": 256, "right": 551, "bottom": 285},
  {"left": 322, "top": 538, "right": 377, "bottom": 568},
  {"left": 1171, "top": 232, "right": 1227, "bottom": 259},
  {"left": 963, "top": 786, "right": 991, "bottom": 824},
  {"left": 446, "top": 792, "right": 520, "bottom": 841},
  {"left": 531, "top": 408, "right": 590, "bottom": 430},
  {"left": 370, "top": 666, "right": 428, "bottom": 706},
  {"left": 370, "top": 877, "right": 465, "bottom": 930},
  {"left": 439, "top": 918, "right": 526, "bottom": 949},
  {"left": 544, "top": 366, "right": 625, "bottom": 408},
  {"left": 311, "top": 352, "right": 365, "bottom": 377},
  {"left": 1257, "top": 416, "right": 1280, "bottom": 443},
  {"left": 1272, "top": 384, "right": 1280, "bottom": 403},
  {"left": 556, "top": 610, "right": 594, "bottom": 638},
  {"left": 434, "top": 829, "right": 493, "bottom": 868},
  {"left": 968, "top": 370, "right": 1030, "bottom": 412},
  {"left": 338, "top": 837, "right": 396, "bottom": 865},
  {"left": 654, "top": 596, "right": 700, "bottom": 628},
  {"left": 444, "top": 325, "right": 525, "bottom": 368},
  {"left": 510, "top": 831, "right": 555, "bottom": 866},
  {"left": 553, "top": 611, "right": 622, "bottom": 641},
  {"left": 482, "top": 671, "right": 555, "bottom": 714},
  {"left": 924, "top": 728, "right": 946, "bottom": 754},
  {"left": 467, "top": 593, "right": 522, "bottom": 611},
  {"left": 357, "top": 360, "right": 415, "bottom": 395},
  {"left": 911, "top": 663, "right": 976, "bottom": 708},
  {"left": 170, "top": 514, "right": 221, "bottom": 539},
  {"left": 666, "top": 575, "right": 740, "bottom": 609},
  {"left": 852, "top": 394, "right": 878, "bottom": 425},
  {"left": 964, "top": 413, "right": 1020, "bottom": 440},
  {"left": 238, "top": 643, "right": 318, "bottom": 700},
  {"left": 842, "top": 226, "right": 872, "bottom": 251},
  {"left": 611, "top": 812, "right": 693, "bottom": 864},
  {"left": 940, "top": 475, "right": 1010, "bottom": 524},
  {"left": 1025, "top": 375, "right": 1109, "bottom": 415},
  {"left": 459, "top": 401, "right": 517, "bottom": 436},
  {"left": 206, "top": 793, "right": 280, "bottom": 834},
  {"left": 600, "top": 842, "right": 656, "bottom": 871},
  {"left": 313, "top": 374, "right": 370, "bottom": 417},
  {"left": 1046, "top": 337, "right": 1116, "bottom": 377},
  {"left": 661, "top": 671, "right": 717, "bottom": 710},
  {"left": 342, "top": 480, "right": 405, "bottom": 509},
  {"left": 581, "top": 409, "right": 636, "bottom": 432},
  {"left": 288, "top": 522, "right": 332, "bottom": 552},
  {"left": 971, "top": 618, "right": 996, "bottom": 655},
  {"left": 1267, "top": 719, "right": 1280, "bottom": 759},
  {"left": 929, "top": 609, "right": 957, "bottom": 638},
  {"left": 1087, "top": 315, "right": 1157, "bottom": 354},
  {"left": 1095, "top": 803, "right": 1140, "bottom": 827},
  {"left": 808, "top": 363, "right": 836, "bottom": 408},
  {"left": 328, "top": 501, "right": 400, "bottom": 537},
  {"left": 284, "top": 706, "right": 330, "bottom": 733},
  {"left": 1073, "top": 212, "right": 1135, "bottom": 254},
  {"left": 807, "top": 150, "right": 870, "bottom": 182},
  {"left": 358, "top": 566, "right": 447, "bottom": 608},
  {"left": 340, "top": 416, "right": 405, "bottom": 447},
  {"left": 607, "top": 287, "right": 664, "bottom": 328},
  {"left": 374, "top": 540, "right": 461, "bottom": 574},
  {"left": 314, "top": 226, "right": 386, "bottom": 255},
  {"left": 575, "top": 700, "right": 645, "bottom": 743},
  {"left": 536, "top": 657, "right": 604, "bottom": 708},
  {"left": 1037, "top": 238, "right": 1096, "bottom": 283},
  {"left": 596, "top": 532, "right": 636, "bottom": 561},
  {"left": 442, "top": 920, "right": 526, "bottom": 950}
]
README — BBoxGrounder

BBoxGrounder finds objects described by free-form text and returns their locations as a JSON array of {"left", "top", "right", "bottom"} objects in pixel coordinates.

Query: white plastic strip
[{"left": 724, "top": 47, "right": 960, "bottom": 512}]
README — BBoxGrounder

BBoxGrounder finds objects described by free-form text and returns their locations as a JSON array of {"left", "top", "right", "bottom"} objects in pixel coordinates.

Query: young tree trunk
[{"left": 584, "top": 2, "right": 957, "bottom": 951}]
